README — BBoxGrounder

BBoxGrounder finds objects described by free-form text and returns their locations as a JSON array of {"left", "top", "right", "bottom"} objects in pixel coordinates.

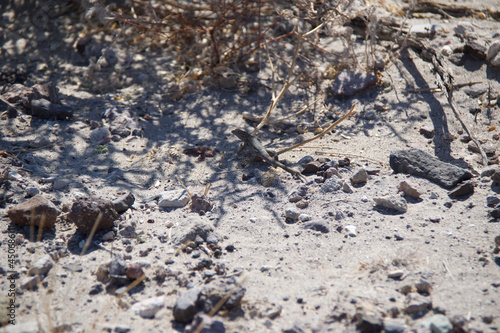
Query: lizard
[{"left": 232, "top": 129, "right": 306, "bottom": 181}]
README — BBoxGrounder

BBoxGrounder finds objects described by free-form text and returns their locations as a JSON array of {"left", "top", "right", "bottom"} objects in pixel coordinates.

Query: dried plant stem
[
  {"left": 276, "top": 104, "right": 357, "bottom": 156},
  {"left": 176, "top": 175, "right": 192, "bottom": 198}
]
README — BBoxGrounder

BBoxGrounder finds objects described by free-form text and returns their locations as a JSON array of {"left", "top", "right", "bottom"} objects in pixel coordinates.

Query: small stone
[
  {"left": 90, "top": 127, "right": 111, "bottom": 143},
  {"left": 101, "top": 231, "right": 115, "bottom": 241},
  {"left": 114, "top": 325, "right": 132, "bottom": 333},
  {"left": 383, "top": 319, "right": 407, "bottom": 333},
  {"left": 448, "top": 181, "right": 474, "bottom": 198},
  {"left": 260, "top": 171, "right": 275, "bottom": 187},
  {"left": 321, "top": 175, "right": 345, "bottom": 192},
  {"left": 415, "top": 280, "right": 432, "bottom": 294},
  {"left": 285, "top": 207, "right": 301, "bottom": 221},
  {"left": 53, "top": 179, "right": 69, "bottom": 190},
  {"left": 126, "top": 263, "right": 145, "bottom": 280},
  {"left": 419, "top": 314, "right": 452, "bottom": 333},
  {"left": 492, "top": 172, "right": 500, "bottom": 185},
  {"left": 130, "top": 296, "right": 165, "bottom": 319},
  {"left": 398, "top": 181, "right": 422, "bottom": 199},
  {"left": 464, "top": 40, "right": 486, "bottom": 60},
  {"left": 331, "top": 70, "right": 378, "bottom": 97},
  {"left": 404, "top": 294, "right": 432, "bottom": 318},
  {"left": 288, "top": 186, "right": 308, "bottom": 203},
  {"left": 7, "top": 194, "right": 59, "bottom": 228},
  {"left": 119, "top": 221, "right": 137, "bottom": 238},
  {"left": 89, "top": 284, "right": 104, "bottom": 295},
  {"left": 173, "top": 287, "right": 202, "bottom": 323},
  {"left": 388, "top": 270, "right": 404, "bottom": 279},
  {"left": 419, "top": 126, "right": 435, "bottom": 138},
  {"left": 356, "top": 312, "right": 383, "bottom": 333},
  {"left": 345, "top": 225, "right": 357, "bottom": 237},
  {"left": 486, "top": 40, "right": 500, "bottom": 66},
  {"left": 25, "top": 186, "right": 40, "bottom": 197},
  {"left": 109, "top": 260, "right": 126, "bottom": 277},
  {"left": 374, "top": 195, "right": 408, "bottom": 213},
  {"left": 28, "top": 255, "right": 54, "bottom": 276},
  {"left": 302, "top": 161, "right": 322, "bottom": 174},
  {"left": 350, "top": 168, "right": 368, "bottom": 184},
  {"left": 158, "top": 189, "right": 190, "bottom": 208},
  {"left": 298, "top": 214, "right": 311, "bottom": 222},
  {"left": 301, "top": 220, "right": 330, "bottom": 233},
  {"left": 112, "top": 192, "right": 135, "bottom": 214},
  {"left": 495, "top": 235, "right": 500, "bottom": 247},
  {"left": 481, "top": 166, "right": 499, "bottom": 178},
  {"left": 185, "top": 314, "right": 225, "bottom": 333}
]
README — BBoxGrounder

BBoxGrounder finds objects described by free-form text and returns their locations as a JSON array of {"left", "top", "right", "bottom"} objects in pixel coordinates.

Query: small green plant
[{"left": 94, "top": 145, "right": 109, "bottom": 154}]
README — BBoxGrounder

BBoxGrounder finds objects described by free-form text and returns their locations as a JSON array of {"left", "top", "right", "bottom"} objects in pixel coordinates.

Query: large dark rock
[
  {"left": 66, "top": 197, "right": 119, "bottom": 234},
  {"left": 7, "top": 194, "right": 59, "bottom": 228},
  {"left": 390, "top": 149, "right": 473, "bottom": 189}
]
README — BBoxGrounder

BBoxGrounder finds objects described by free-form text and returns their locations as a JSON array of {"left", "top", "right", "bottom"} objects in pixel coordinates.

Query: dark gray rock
[
  {"left": 390, "top": 149, "right": 473, "bottom": 189},
  {"left": 356, "top": 313, "right": 383, "bottom": 332},
  {"left": 185, "top": 314, "right": 226, "bottom": 333},
  {"left": 448, "top": 182, "right": 474, "bottom": 198},
  {"left": 301, "top": 220, "right": 330, "bottom": 233},
  {"left": 112, "top": 192, "right": 135, "bottom": 214},
  {"left": 331, "top": 70, "right": 378, "bottom": 97},
  {"left": 173, "top": 287, "right": 202, "bottom": 323},
  {"left": 31, "top": 99, "right": 73, "bottom": 120}
]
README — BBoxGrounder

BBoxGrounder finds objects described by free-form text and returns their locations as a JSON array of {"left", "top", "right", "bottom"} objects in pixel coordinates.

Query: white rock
[
  {"left": 298, "top": 214, "right": 311, "bottom": 222},
  {"left": 487, "top": 40, "right": 500, "bottom": 66},
  {"left": 345, "top": 225, "right": 357, "bottom": 237},
  {"left": 410, "top": 24, "right": 442, "bottom": 37},
  {"left": 285, "top": 207, "right": 301, "bottom": 221},
  {"left": 130, "top": 296, "right": 165, "bottom": 319},
  {"left": 158, "top": 189, "right": 190, "bottom": 208}
]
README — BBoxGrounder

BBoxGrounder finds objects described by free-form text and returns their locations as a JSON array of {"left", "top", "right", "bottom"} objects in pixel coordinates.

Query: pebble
[
  {"left": 101, "top": 231, "right": 115, "bottom": 241},
  {"left": 321, "top": 175, "right": 345, "bottom": 192},
  {"left": 415, "top": 280, "right": 432, "bottom": 294},
  {"left": 119, "top": 221, "right": 137, "bottom": 238},
  {"left": 112, "top": 192, "right": 135, "bottom": 214},
  {"left": 495, "top": 235, "right": 500, "bottom": 247},
  {"left": 126, "top": 263, "right": 145, "bottom": 280},
  {"left": 130, "top": 296, "right": 165, "bottom": 319},
  {"left": 331, "top": 70, "right": 378, "bottom": 97},
  {"left": 350, "top": 168, "right": 368, "bottom": 184},
  {"left": 398, "top": 181, "right": 422, "bottom": 199},
  {"left": 404, "top": 293, "right": 432, "bottom": 318},
  {"left": 419, "top": 314, "right": 452, "bottom": 333},
  {"left": 345, "top": 225, "right": 357, "bottom": 237},
  {"left": 171, "top": 218, "right": 216, "bottom": 245},
  {"left": 487, "top": 40, "right": 500, "bottom": 66},
  {"left": 373, "top": 195, "right": 408, "bottom": 213},
  {"left": 454, "top": 22, "right": 474, "bottom": 39},
  {"left": 388, "top": 270, "right": 404, "bottom": 279},
  {"left": 114, "top": 325, "right": 132, "bottom": 333},
  {"left": 419, "top": 126, "right": 435, "bottom": 138},
  {"left": 285, "top": 207, "right": 301, "bottom": 221},
  {"left": 383, "top": 319, "right": 407, "bottom": 333},
  {"left": 298, "top": 214, "right": 311, "bottom": 222},
  {"left": 25, "top": 185, "right": 40, "bottom": 197},
  {"left": 7, "top": 194, "right": 59, "bottom": 228},
  {"left": 288, "top": 186, "right": 308, "bottom": 202},
  {"left": 448, "top": 181, "right": 474, "bottom": 198},
  {"left": 53, "top": 179, "right": 69, "bottom": 190},
  {"left": 90, "top": 127, "right": 111, "bottom": 143},
  {"left": 158, "top": 189, "right": 190, "bottom": 208},
  {"left": 173, "top": 287, "right": 203, "bottom": 323},
  {"left": 356, "top": 313, "right": 383, "bottom": 332},
  {"left": 185, "top": 314, "right": 225, "bottom": 333}
]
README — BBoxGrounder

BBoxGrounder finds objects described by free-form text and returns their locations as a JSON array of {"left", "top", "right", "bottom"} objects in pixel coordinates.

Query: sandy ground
[{"left": 1, "top": 1, "right": 500, "bottom": 332}]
